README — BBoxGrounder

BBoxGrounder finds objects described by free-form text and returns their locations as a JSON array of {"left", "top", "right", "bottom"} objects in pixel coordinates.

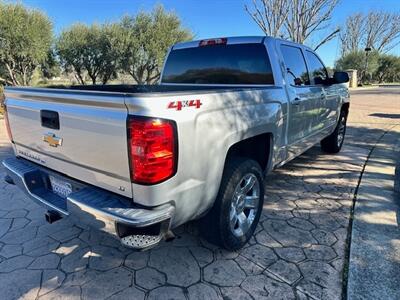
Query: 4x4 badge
[
  {"left": 43, "top": 133, "right": 63, "bottom": 147},
  {"left": 168, "top": 99, "right": 202, "bottom": 111}
]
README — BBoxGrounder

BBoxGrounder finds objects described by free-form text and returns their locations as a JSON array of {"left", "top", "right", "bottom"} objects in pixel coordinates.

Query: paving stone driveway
[{"left": 0, "top": 87, "right": 398, "bottom": 300}]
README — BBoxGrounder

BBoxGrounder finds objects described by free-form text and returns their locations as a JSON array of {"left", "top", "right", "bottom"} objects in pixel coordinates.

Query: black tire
[
  {"left": 321, "top": 110, "right": 348, "bottom": 153},
  {"left": 200, "top": 157, "right": 264, "bottom": 250}
]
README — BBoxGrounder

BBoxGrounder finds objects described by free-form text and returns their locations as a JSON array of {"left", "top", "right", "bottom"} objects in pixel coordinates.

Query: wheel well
[
  {"left": 226, "top": 133, "right": 272, "bottom": 171},
  {"left": 341, "top": 102, "right": 350, "bottom": 116}
]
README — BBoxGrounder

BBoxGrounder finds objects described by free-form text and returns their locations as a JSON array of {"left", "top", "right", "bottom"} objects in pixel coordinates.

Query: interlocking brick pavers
[{"left": 0, "top": 87, "right": 398, "bottom": 299}]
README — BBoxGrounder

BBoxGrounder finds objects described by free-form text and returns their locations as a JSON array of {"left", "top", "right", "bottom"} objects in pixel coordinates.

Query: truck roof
[
  {"left": 172, "top": 35, "right": 311, "bottom": 52},
  {"left": 172, "top": 36, "right": 267, "bottom": 50}
]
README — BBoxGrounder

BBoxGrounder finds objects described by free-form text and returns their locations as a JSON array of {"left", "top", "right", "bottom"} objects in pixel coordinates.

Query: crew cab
[{"left": 2, "top": 36, "right": 349, "bottom": 250}]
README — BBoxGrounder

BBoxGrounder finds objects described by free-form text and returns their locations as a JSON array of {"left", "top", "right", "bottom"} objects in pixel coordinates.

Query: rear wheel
[
  {"left": 200, "top": 157, "right": 264, "bottom": 250},
  {"left": 321, "top": 110, "right": 347, "bottom": 153}
]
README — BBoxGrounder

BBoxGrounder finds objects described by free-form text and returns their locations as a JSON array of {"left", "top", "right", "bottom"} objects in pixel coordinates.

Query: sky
[{"left": 16, "top": 0, "right": 400, "bottom": 67}]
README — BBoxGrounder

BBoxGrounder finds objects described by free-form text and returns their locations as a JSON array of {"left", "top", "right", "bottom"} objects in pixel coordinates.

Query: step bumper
[{"left": 2, "top": 157, "right": 174, "bottom": 249}]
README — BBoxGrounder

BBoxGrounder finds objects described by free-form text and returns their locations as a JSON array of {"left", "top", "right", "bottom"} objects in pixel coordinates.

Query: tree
[
  {"left": 245, "top": 0, "right": 290, "bottom": 38},
  {"left": 56, "top": 23, "right": 118, "bottom": 85},
  {"left": 0, "top": 84, "right": 4, "bottom": 113},
  {"left": 339, "top": 13, "right": 365, "bottom": 54},
  {"left": 340, "top": 12, "right": 400, "bottom": 54},
  {"left": 40, "top": 49, "right": 61, "bottom": 79},
  {"left": 115, "top": 5, "right": 193, "bottom": 84},
  {"left": 335, "top": 50, "right": 379, "bottom": 84},
  {"left": 0, "top": 64, "right": 13, "bottom": 85},
  {"left": 0, "top": 3, "right": 52, "bottom": 86},
  {"left": 374, "top": 55, "right": 400, "bottom": 83},
  {"left": 365, "top": 12, "right": 400, "bottom": 52},
  {"left": 245, "top": 0, "right": 340, "bottom": 51}
]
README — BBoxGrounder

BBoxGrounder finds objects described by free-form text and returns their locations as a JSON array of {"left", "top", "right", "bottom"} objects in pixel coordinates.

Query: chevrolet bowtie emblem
[{"left": 43, "top": 133, "right": 63, "bottom": 147}]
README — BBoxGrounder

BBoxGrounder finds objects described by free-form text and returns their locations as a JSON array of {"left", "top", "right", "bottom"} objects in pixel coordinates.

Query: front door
[
  {"left": 304, "top": 50, "right": 340, "bottom": 133},
  {"left": 279, "top": 43, "right": 321, "bottom": 159}
]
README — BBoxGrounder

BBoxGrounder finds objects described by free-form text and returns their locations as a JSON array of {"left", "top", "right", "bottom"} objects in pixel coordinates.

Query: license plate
[{"left": 49, "top": 176, "right": 72, "bottom": 198}]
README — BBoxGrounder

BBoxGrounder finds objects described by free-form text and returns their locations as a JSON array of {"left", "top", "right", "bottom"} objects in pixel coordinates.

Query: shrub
[{"left": 0, "top": 85, "right": 4, "bottom": 115}]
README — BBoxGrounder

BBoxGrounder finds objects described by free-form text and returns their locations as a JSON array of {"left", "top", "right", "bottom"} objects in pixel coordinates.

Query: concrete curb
[
  {"left": 348, "top": 87, "right": 378, "bottom": 91},
  {"left": 394, "top": 141, "right": 400, "bottom": 193},
  {"left": 347, "top": 126, "right": 400, "bottom": 300}
]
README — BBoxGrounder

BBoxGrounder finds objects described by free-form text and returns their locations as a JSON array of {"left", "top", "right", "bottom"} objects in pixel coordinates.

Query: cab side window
[
  {"left": 306, "top": 50, "right": 328, "bottom": 85},
  {"left": 280, "top": 45, "right": 310, "bottom": 86}
]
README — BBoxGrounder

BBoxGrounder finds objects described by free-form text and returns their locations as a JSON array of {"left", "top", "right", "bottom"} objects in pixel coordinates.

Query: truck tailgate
[{"left": 5, "top": 88, "right": 132, "bottom": 198}]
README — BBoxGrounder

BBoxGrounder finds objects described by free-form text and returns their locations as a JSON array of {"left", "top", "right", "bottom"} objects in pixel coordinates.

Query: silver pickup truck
[{"left": 2, "top": 36, "right": 349, "bottom": 250}]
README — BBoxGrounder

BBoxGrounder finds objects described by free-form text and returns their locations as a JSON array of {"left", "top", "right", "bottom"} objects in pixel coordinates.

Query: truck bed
[
  {"left": 4, "top": 84, "right": 273, "bottom": 200},
  {"left": 46, "top": 84, "right": 265, "bottom": 94}
]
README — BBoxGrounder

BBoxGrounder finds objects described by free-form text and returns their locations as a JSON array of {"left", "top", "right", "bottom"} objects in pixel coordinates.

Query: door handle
[
  {"left": 292, "top": 97, "right": 301, "bottom": 105},
  {"left": 40, "top": 110, "right": 60, "bottom": 130}
]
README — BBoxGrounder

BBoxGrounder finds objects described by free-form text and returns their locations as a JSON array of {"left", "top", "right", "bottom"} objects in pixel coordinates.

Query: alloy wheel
[{"left": 229, "top": 173, "right": 260, "bottom": 238}]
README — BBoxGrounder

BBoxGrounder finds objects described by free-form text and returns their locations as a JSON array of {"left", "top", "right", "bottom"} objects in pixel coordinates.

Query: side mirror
[
  {"left": 294, "top": 78, "right": 303, "bottom": 86},
  {"left": 333, "top": 71, "right": 349, "bottom": 84}
]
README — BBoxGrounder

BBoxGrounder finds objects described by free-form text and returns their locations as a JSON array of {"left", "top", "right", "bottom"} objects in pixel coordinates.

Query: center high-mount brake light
[
  {"left": 128, "top": 116, "right": 177, "bottom": 184},
  {"left": 199, "top": 38, "right": 227, "bottom": 47}
]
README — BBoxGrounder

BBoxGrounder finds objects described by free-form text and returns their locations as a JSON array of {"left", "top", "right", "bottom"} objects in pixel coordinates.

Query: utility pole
[{"left": 364, "top": 47, "right": 372, "bottom": 85}]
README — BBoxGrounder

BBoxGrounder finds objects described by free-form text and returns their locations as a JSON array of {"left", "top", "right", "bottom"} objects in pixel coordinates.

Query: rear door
[
  {"left": 5, "top": 88, "right": 132, "bottom": 197},
  {"left": 279, "top": 43, "right": 321, "bottom": 157}
]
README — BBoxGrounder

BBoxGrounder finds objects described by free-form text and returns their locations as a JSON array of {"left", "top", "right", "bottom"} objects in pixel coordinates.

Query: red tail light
[
  {"left": 128, "top": 116, "right": 177, "bottom": 184},
  {"left": 3, "top": 104, "right": 13, "bottom": 142}
]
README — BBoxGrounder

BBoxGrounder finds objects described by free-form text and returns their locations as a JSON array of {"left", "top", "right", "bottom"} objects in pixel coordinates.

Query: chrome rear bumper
[{"left": 2, "top": 157, "right": 174, "bottom": 250}]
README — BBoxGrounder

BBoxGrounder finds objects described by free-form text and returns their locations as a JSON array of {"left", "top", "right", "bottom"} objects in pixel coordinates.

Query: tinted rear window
[{"left": 162, "top": 44, "right": 274, "bottom": 85}]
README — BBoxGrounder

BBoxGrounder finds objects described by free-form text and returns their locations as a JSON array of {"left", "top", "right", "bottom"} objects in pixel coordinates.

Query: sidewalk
[{"left": 347, "top": 126, "right": 400, "bottom": 300}]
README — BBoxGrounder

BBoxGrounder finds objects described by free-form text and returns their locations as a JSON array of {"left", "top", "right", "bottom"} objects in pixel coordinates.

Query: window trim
[
  {"left": 305, "top": 50, "right": 329, "bottom": 86},
  {"left": 161, "top": 43, "right": 275, "bottom": 85},
  {"left": 280, "top": 44, "right": 311, "bottom": 88}
]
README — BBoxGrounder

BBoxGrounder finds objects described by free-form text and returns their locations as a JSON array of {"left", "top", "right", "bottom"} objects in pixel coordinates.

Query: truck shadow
[{"left": 369, "top": 113, "right": 400, "bottom": 119}]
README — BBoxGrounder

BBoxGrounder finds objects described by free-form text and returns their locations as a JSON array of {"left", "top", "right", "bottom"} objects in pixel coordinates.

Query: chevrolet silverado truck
[{"left": 2, "top": 36, "right": 349, "bottom": 250}]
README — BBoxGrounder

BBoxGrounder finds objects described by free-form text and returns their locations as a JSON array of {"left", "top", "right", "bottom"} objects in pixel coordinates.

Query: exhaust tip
[
  {"left": 164, "top": 230, "right": 176, "bottom": 242},
  {"left": 45, "top": 210, "right": 62, "bottom": 224},
  {"left": 4, "top": 175, "right": 14, "bottom": 185}
]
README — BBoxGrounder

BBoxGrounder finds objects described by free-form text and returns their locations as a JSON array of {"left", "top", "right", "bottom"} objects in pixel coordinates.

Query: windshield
[{"left": 161, "top": 43, "right": 274, "bottom": 85}]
